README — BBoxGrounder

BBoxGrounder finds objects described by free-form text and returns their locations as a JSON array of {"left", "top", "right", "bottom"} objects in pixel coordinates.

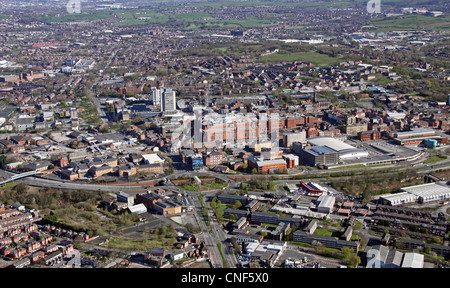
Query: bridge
[
  {"left": 424, "top": 173, "right": 443, "bottom": 183},
  {"left": 0, "top": 170, "right": 41, "bottom": 185}
]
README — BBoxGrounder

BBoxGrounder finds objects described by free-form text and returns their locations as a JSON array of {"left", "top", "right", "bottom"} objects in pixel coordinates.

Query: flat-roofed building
[
  {"left": 282, "top": 131, "right": 306, "bottom": 147},
  {"left": 283, "top": 154, "right": 299, "bottom": 168},
  {"left": 293, "top": 230, "right": 360, "bottom": 252},
  {"left": 248, "top": 156, "right": 287, "bottom": 174},
  {"left": 218, "top": 193, "right": 250, "bottom": 205},
  {"left": 0, "top": 75, "right": 20, "bottom": 82},
  {"left": 224, "top": 208, "right": 249, "bottom": 219},
  {"left": 298, "top": 145, "right": 339, "bottom": 166},
  {"left": 235, "top": 233, "right": 263, "bottom": 244},
  {"left": 250, "top": 212, "right": 304, "bottom": 226},
  {"left": 117, "top": 191, "right": 134, "bottom": 207},
  {"left": 392, "top": 128, "right": 435, "bottom": 139},
  {"left": 127, "top": 203, "right": 147, "bottom": 214},
  {"left": 153, "top": 199, "right": 182, "bottom": 215},
  {"left": 141, "top": 153, "right": 165, "bottom": 165}
]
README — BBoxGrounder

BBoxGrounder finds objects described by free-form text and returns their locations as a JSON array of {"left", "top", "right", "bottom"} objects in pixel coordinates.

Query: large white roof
[
  {"left": 141, "top": 153, "right": 165, "bottom": 164},
  {"left": 307, "top": 136, "right": 358, "bottom": 152},
  {"left": 401, "top": 183, "right": 450, "bottom": 198},
  {"left": 380, "top": 192, "right": 418, "bottom": 202},
  {"left": 307, "top": 136, "right": 369, "bottom": 160},
  {"left": 401, "top": 253, "right": 424, "bottom": 268}
]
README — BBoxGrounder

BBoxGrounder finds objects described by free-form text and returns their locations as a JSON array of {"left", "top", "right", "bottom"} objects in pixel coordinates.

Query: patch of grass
[
  {"left": 106, "top": 236, "right": 177, "bottom": 251},
  {"left": 178, "top": 183, "right": 200, "bottom": 192},
  {"left": 0, "top": 182, "right": 18, "bottom": 189},
  {"left": 368, "top": 14, "right": 450, "bottom": 32},
  {"left": 39, "top": 10, "right": 116, "bottom": 23},
  {"left": 204, "top": 180, "right": 227, "bottom": 190},
  {"left": 425, "top": 155, "right": 447, "bottom": 164}
]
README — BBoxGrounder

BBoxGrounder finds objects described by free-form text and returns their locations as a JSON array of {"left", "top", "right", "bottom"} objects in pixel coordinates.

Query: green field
[
  {"left": 107, "top": 235, "right": 177, "bottom": 251},
  {"left": 424, "top": 154, "right": 447, "bottom": 164},
  {"left": 368, "top": 14, "right": 450, "bottom": 32},
  {"left": 260, "top": 51, "right": 344, "bottom": 66},
  {"left": 313, "top": 227, "right": 341, "bottom": 238},
  {"left": 39, "top": 10, "right": 116, "bottom": 23}
]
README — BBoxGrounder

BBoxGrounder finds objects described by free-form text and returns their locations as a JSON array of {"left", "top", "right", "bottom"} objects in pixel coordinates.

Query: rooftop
[{"left": 400, "top": 183, "right": 450, "bottom": 198}]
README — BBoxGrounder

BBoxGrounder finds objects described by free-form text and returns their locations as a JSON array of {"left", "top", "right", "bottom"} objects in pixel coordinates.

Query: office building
[
  {"left": 298, "top": 145, "right": 339, "bottom": 166},
  {"left": 161, "top": 88, "right": 176, "bottom": 113}
]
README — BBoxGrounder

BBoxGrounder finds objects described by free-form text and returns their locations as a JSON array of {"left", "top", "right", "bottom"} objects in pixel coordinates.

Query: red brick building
[
  {"left": 357, "top": 130, "right": 381, "bottom": 141},
  {"left": 203, "top": 151, "right": 224, "bottom": 166}
]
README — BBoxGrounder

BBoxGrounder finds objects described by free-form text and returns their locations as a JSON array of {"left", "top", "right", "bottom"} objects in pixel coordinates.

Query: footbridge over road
[{"left": 0, "top": 170, "right": 41, "bottom": 185}]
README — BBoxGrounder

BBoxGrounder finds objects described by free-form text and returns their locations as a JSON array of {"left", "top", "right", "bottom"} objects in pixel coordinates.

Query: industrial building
[
  {"left": 401, "top": 252, "right": 424, "bottom": 268},
  {"left": 299, "top": 181, "right": 328, "bottom": 197},
  {"left": 400, "top": 183, "right": 450, "bottom": 203},
  {"left": 391, "top": 128, "right": 448, "bottom": 146},
  {"left": 365, "top": 245, "right": 424, "bottom": 268},
  {"left": 379, "top": 182, "right": 450, "bottom": 206},
  {"left": 316, "top": 195, "right": 335, "bottom": 214}
]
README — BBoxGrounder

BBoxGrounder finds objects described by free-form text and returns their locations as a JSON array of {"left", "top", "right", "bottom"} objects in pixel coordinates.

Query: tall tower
[
  {"left": 152, "top": 87, "right": 162, "bottom": 106},
  {"left": 70, "top": 107, "right": 78, "bottom": 119},
  {"left": 161, "top": 88, "right": 176, "bottom": 113}
]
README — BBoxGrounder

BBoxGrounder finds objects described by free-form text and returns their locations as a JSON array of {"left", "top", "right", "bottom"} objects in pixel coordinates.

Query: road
[
  {"left": 1, "top": 152, "right": 450, "bottom": 269},
  {"left": 205, "top": 200, "right": 240, "bottom": 268},
  {"left": 89, "top": 48, "right": 121, "bottom": 126},
  {"left": 0, "top": 169, "right": 139, "bottom": 192},
  {"left": 190, "top": 193, "right": 224, "bottom": 268}
]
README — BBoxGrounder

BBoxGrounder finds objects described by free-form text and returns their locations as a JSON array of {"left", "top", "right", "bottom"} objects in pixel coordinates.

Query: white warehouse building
[
  {"left": 400, "top": 183, "right": 450, "bottom": 203},
  {"left": 316, "top": 195, "right": 336, "bottom": 213},
  {"left": 379, "top": 183, "right": 450, "bottom": 206}
]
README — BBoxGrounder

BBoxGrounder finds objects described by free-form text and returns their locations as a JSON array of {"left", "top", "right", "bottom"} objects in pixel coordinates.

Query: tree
[
  {"left": 341, "top": 247, "right": 353, "bottom": 261},
  {"left": 0, "top": 155, "right": 14, "bottom": 169},
  {"left": 214, "top": 206, "right": 224, "bottom": 221},
  {"left": 15, "top": 182, "right": 28, "bottom": 194},
  {"left": 232, "top": 200, "right": 242, "bottom": 210},
  {"left": 432, "top": 237, "right": 441, "bottom": 244},
  {"left": 230, "top": 237, "right": 241, "bottom": 254},
  {"left": 347, "top": 255, "right": 361, "bottom": 268}
]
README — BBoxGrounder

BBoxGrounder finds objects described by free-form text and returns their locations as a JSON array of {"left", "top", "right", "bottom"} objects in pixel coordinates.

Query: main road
[
  {"left": 190, "top": 192, "right": 224, "bottom": 268},
  {"left": 88, "top": 48, "right": 121, "bottom": 126}
]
